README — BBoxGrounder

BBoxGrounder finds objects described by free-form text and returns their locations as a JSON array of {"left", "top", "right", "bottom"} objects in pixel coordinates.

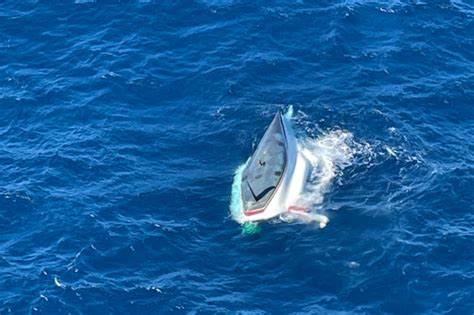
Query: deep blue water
[{"left": 1, "top": 1, "right": 474, "bottom": 314}]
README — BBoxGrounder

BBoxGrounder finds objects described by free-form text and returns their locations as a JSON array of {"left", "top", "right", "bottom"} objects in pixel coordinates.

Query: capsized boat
[{"left": 240, "top": 111, "right": 317, "bottom": 223}]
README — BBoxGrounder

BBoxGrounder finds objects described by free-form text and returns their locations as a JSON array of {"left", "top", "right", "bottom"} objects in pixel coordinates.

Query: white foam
[
  {"left": 297, "top": 129, "right": 357, "bottom": 209},
  {"left": 54, "top": 277, "right": 64, "bottom": 288},
  {"left": 229, "top": 161, "right": 247, "bottom": 224},
  {"left": 385, "top": 146, "right": 397, "bottom": 158}
]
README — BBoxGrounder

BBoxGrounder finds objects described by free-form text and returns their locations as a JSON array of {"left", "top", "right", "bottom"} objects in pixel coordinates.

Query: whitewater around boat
[{"left": 235, "top": 110, "right": 329, "bottom": 228}]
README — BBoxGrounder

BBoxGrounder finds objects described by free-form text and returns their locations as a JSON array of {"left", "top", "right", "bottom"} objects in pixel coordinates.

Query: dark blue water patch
[{"left": 1, "top": 0, "right": 474, "bottom": 314}]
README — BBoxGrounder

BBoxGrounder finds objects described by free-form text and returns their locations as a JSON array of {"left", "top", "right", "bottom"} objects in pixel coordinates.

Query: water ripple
[{"left": 0, "top": 1, "right": 473, "bottom": 314}]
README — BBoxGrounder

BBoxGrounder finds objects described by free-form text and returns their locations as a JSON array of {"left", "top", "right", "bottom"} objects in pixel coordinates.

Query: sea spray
[
  {"left": 229, "top": 161, "right": 247, "bottom": 224},
  {"left": 284, "top": 104, "right": 294, "bottom": 120},
  {"left": 297, "top": 130, "right": 356, "bottom": 210}
]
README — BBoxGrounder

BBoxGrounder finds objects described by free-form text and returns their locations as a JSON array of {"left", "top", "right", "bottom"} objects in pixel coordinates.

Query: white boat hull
[{"left": 240, "top": 113, "right": 312, "bottom": 222}]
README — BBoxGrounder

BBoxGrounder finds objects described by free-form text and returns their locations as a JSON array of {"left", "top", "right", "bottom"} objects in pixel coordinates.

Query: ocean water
[{"left": 1, "top": 1, "right": 473, "bottom": 314}]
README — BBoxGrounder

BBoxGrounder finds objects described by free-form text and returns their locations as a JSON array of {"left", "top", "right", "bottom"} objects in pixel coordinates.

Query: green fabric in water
[{"left": 242, "top": 222, "right": 261, "bottom": 235}]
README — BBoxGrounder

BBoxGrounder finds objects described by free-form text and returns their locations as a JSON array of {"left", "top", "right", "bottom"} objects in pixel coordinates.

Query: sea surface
[{"left": 1, "top": 1, "right": 473, "bottom": 314}]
